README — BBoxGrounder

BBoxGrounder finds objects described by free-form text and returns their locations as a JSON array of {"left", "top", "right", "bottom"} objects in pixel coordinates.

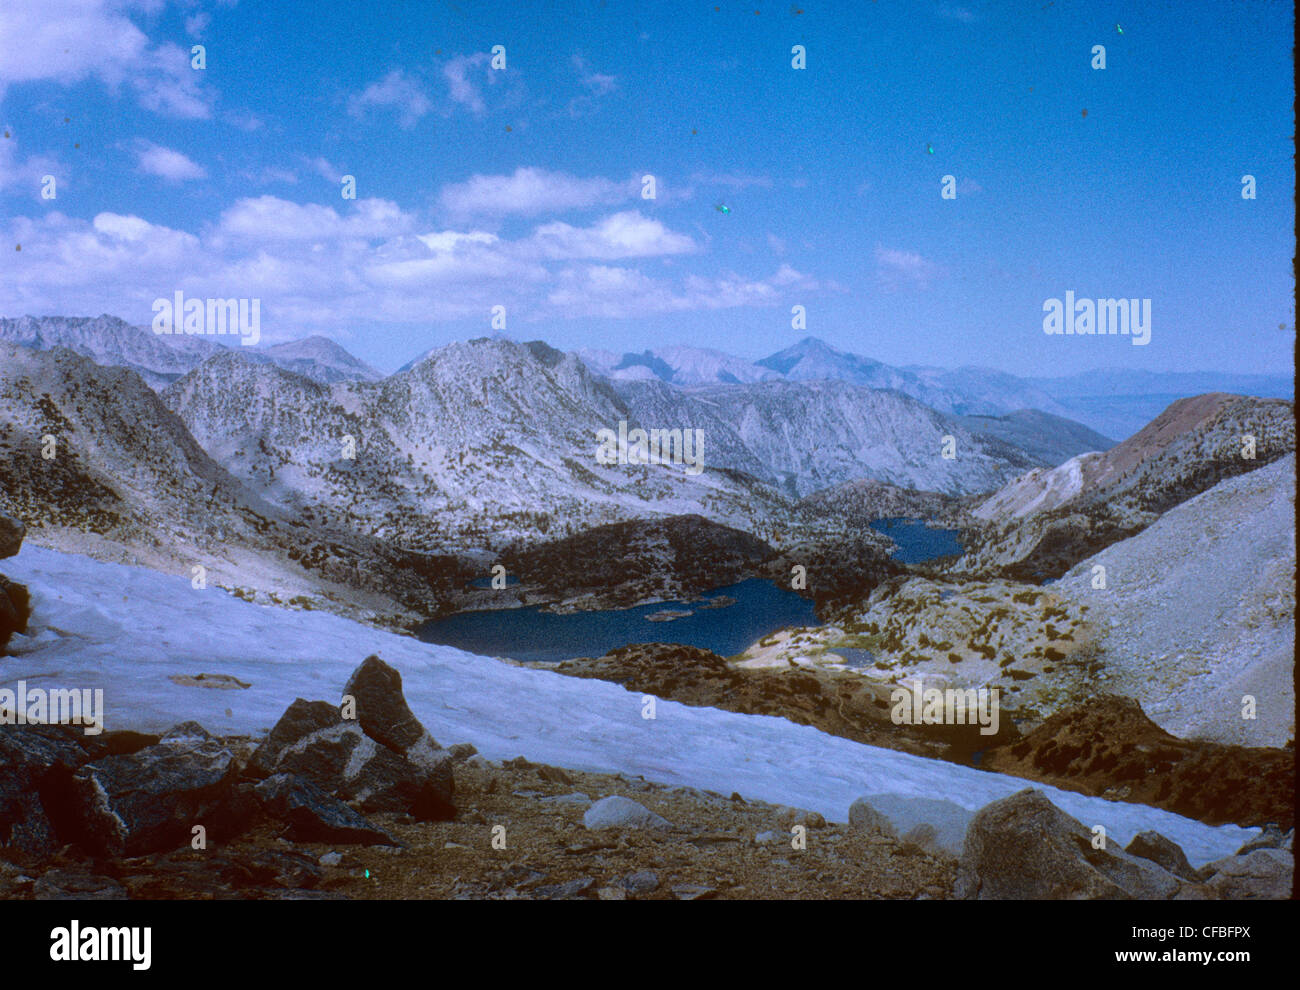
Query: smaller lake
[
  {"left": 417, "top": 578, "right": 817, "bottom": 664},
  {"left": 869, "top": 517, "right": 964, "bottom": 564}
]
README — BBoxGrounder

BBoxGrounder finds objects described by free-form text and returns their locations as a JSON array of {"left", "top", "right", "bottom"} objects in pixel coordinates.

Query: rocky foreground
[{"left": 1, "top": 655, "right": 1290, "bottom": 900}]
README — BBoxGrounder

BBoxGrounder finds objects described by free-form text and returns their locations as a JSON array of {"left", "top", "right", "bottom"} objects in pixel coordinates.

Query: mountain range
[{"left": 5, "top": 316, "right": 1290, "bottom": 441}]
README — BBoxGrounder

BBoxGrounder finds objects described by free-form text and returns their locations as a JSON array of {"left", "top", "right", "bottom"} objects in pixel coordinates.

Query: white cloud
[
  {"left": 347, "top": 69, "right": 432, "bottom": 129},
  {"left": 0, "top": 128, "right": 62, "bottom": 198},
  {"left": 185, "top": 11, "right": 210, "bottom": 37},
  {"left": 439, "top": 167, "right": 635, "bottom": 218},
  {"left": 572, "top": 55, "right": 617, "bottom": 96},
  {"left": 0, "top": 1, "right": 213, "bottom": 118},
  {"left": 136, "top": 140, "right": 206, "bottom": 181},
  {"left": 215, "top": 195, "right": 412, "bottom": 242},
  {"left": 307, "top": 156, "right": 343, "bottom": 183},
  {"left": 1, "top": 193, "right": 825, "bottom": 334},
  {"left": 442, "top": 53, "right": 489, "bottom": 115},
  {"left": 565, "top": 54, "right": 617, "bottom": 116},
  {"left": 547, "top": 264, "right": 814, "bottom": 318},
  {"left": 528, "top": 211, "right": 696, "bottom": 260},
  {"left": 874, "top": 245, "right": 943, "bottom": 289}
]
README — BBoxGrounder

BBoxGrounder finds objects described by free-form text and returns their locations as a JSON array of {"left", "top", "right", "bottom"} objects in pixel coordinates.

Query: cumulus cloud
[
  {"left": 528, "top": 211, "right": 696, "bottom": 260},
  {"left": 439, "top": 167, "right": 636, "bottom": 218},
  {"left": 347, "top": 69, "right": 432, "bottom": 129},
  {"left": 215, "top": 195, "right": 412, "bottom": 242},
  {"left": 2, "top": 189, "right": 823, "bottom": 334},
  {"left": 136, "top": 140, "right": 207, "bottom": 181},
  {"left": 0, "top": 1, "right": 213, "bottom": 118}
]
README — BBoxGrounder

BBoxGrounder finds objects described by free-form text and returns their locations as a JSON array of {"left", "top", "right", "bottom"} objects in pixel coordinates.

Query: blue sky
[{"left": 0, "top": 0, "right": 1293, "bottom": 376}]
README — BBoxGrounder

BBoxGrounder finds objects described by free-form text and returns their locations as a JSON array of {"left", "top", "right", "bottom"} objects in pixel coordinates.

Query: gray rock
[
  {"left": 583, "top": 795, "right": 671, "bottom": 830},
  {"left": 0, "top": 574, "right": 30, "bottom": 652},
  {"left": 342, "top": 657, "right": 456, "bottom": 800},
  {"left": 343, "top": 654, "right": 438, "bottom": 750},
  {"left": 447, "top": 742, "right": 478, "bottom": 763},
  {"left": 319, "top": 851, "right": 343, "bottom": 867},
  {"left": 621, "top": 870, "right": 659, "bottom": 895},
  {"left": 0, "top": 512, "right": 23, "bottom": 559},
  {"left": 1235, "top": 823, "right": 1288, "bottom": 855},
  {"left": 754, "top": 830, "right": 784, "bottom": 845},
  {"left": 955, "top": 788, "right": 1184, "bottom": 900},
  {"left": 901, "top": 823, "right": 941, "bottom": 855},
  {"left": 850, "top": 794, "right": 972, "bottom": 855},
  {"left": 1125, "top": 830, "right": 1197, "bottom": 881},
  {"left": 251, "top": 697, "right": 454, "bottom": 821},
  {"left": 1200, "top": 848, "right": 1293, "bottom": 900},
  {"left": 847, "top": 798, "right": 897, "bottom": 837},
  {"left": 254, "top": 773, "right": 398, "bottom": 846},
  {"left": 672, "top": 885, "right": 718, "bottom": 900},
  {"left": 70, "top": 732, "right": 239, "bottom": 857},
  {"left": 534, "top": 876, "right": 594, "bottom": 899},
  {"left": 160, "top": 721, "right": 213, "bottom": 746}
]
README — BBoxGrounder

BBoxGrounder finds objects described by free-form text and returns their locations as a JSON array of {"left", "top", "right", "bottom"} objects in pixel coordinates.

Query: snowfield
[{"left": 2, "top": 543, "right": 1259, "bottom": 866}]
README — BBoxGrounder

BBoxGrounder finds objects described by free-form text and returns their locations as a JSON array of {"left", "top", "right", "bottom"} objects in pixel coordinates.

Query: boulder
[
  {"left": 0, "top": 575, "right": 31, "bottom": 652},
  {"left": 343, "top": 656, "right": 428, "bottom": 749},
  {"left": 901, "top": 823, "right": 940, "bottom": 855},
  {"left": 955, "top": 788, "right": 1184, "bottom": 900},
  {"left": 0, "top": 512, "right": 23, "bottom": 559},
  {"left": 1199, "top": 848, "right": 1293, "bottom": 900},
  {"left": 847, "top": 797, "right": 897, "bottom": 837},
  {"left": 251, "top": 698, "right": 454, "bottom": 821},
  {"left": 1125, "top": 830, "right": 1197, "bottom": 881},
  {"left": 254, "top": 774, "right": 398, "bottom": 846},
  {"left": 0, "top": 723, "right": 92, "bottom": 857},
  {"left": 342, "top": 656, "right": 456, "bottom": 794},
  {"left": 69, "top": 725, "right": 240, "bottom": 857},
  {"left": 583, "top": 795, "right": 671, "bottom": 830},
  {"left": 1236, "top": 823, "right": 1288, "bottom": 855},
  {"left": 849, "top": 794, "right": 971, "bottom": 855},
  {"left": 621, "top": 870, "right": 659, "bottom": 895}
]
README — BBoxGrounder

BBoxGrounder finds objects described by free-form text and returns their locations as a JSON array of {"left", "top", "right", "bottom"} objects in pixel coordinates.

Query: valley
[{"left": 0, "top": 314, "right": 1293, "bottom": 902}]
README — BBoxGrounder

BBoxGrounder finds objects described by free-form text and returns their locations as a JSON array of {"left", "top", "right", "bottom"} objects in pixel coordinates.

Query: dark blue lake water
[
  {"left": 417, "top": 578, "right": 817, "bottom": 663},
  {"left": 869, "top": 517, "right": 963, "bottom": 564}
]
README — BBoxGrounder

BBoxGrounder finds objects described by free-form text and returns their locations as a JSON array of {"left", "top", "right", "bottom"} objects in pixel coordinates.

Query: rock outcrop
[{"left": 955, "top": 789, "right": 1185, "bottom": 899}]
